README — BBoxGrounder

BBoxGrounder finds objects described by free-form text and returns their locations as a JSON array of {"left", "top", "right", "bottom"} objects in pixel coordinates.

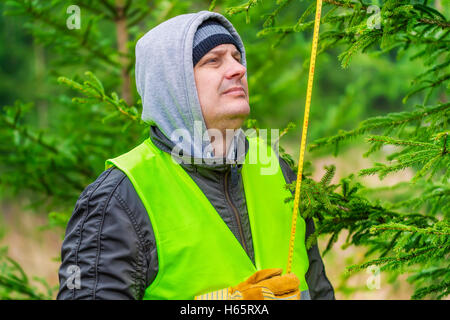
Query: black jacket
[{"left": 57, "top": 126, "right": 335, "bottom": 300}]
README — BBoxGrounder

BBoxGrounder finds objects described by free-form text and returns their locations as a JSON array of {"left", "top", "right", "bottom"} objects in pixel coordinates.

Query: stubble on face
[
  {"left": 193, "top": 44, "right": 251, "bottom": 158},
  {"left": 194, "top": 44, "right": 250, "bottom": 134}
]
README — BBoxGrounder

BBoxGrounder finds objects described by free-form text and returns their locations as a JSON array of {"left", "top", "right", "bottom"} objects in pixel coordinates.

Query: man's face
[{"left": 194, "top": 43, "right": 250, "bottom": 133}]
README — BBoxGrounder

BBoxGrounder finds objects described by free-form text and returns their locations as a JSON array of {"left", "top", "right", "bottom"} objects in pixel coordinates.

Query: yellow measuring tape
[{"left": 286, "top": 0, "right": 323, "bottom": 274}]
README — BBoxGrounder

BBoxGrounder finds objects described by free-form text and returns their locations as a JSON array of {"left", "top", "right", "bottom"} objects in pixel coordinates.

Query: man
[{"left": 57, "top": 10, "right": 334, "bottom": 300}]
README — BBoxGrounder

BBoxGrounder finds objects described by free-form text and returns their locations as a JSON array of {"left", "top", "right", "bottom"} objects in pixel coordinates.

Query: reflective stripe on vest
[{"left": 105, "top": 136, "right": 309, "bottom": 299}]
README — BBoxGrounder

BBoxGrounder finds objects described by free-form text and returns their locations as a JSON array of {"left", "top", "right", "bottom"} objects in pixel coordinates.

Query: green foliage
[
  {"left": 58, "top": 71, "right": 143, "bottom": 124},
  {"left": 0, "top": 0, "right": 448, "bottom": 299},
  {"left": 308, "top": 103, "right": 449, "bottom": 156},
  {"left": 0, "top": 246, "right": 56, "bottom": 299},
  {"left": 0, "top": 0, "right": 193, "bottom": 298},
  {"left": 228, "top": 0, "right": 449, "bottom": 299}
]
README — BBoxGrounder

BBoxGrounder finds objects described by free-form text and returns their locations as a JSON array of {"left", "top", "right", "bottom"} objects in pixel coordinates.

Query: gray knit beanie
[{"left": 193, "top": 19, "right": 241, "bottom": 66}]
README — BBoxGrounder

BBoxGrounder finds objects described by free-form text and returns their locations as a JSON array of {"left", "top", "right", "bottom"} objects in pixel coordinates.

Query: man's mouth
[{"left": 223, "top": 87, "right": 245, "bottom": 96}]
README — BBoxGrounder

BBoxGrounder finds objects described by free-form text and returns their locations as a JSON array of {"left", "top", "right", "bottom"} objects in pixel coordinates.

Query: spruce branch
[
  {"left": 126, "top": 6, "right": 153, "bottom": 27},
  {"left": 99, "top": 0, "right": 119, "bottom": 18},
  {"left": 76, "top": 0, "right": 115, "bottom": 19},
  {"left": 0, "top": 102, "right": 94, "bottom": 191},
  {"left": 413, "top": 60, "right": 450, "bottom": 82},
  {"left": 262, "top": 0, "right": 294, "bottom": 28},
  {"left": 370, "top": 222, "right": 450, "bottom": 237},
  {"left": 58, "top": 72, "right": 143, "bottom": 123},
  {"left": 323, "top": 0, "right": 366, "bottom": 10},
  {"left": 418, "top": 18, "right": 450, "bottom": 29},
  {"left": 322, "top": 0, "right": 450, "bottom": 29},
  {"left": 411, "top": 281, "right": 450, "bottom": 300},
  {"left": 0, "top": 248, "right": 54, "bottom": 300},
  {"left": 403, "top": 73, "right": 450, "bottom": 103},
  {"left": 346, "top": 245, "right": 447, "bottom": 273},
  {"left": 0, "top": 101, "right": 58, "bottom": 154},
  {"left": 4, "top": 0, "right": 120, "bottom": 68},
  {"left": 358, "top": 153, "right": 436, "bottom": 180},
  {"left": 272, "top": 122, "right": 296, "bottom": 148},
  {"left": 359, "top": 134, "right": 448, "bottom": 182},
  {"left": 208, "top": 0, "right": 217, "bottom": 12},
  {"left": 225, "top": 0, "right": 261, "bottom": 23},
  {"left": 387, "top": 183, "right": 449, "bottom": 212},
  {"left": 366, "top": 135, "right": 441, "bottom": 149},
  {"left": 411, "top": 154, "right": 442, "bottom": 183},
  {"left": 309, "top": 103, "right": 449, "bottom": 152}
]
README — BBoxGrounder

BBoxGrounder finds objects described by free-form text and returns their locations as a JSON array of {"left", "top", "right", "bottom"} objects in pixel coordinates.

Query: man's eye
[{"left": 206, "top": 58, "right": 217, "bottom": 63}]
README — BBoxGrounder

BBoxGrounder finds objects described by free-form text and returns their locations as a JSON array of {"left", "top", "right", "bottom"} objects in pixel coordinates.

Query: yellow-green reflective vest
[{"left": 105, "top": 136, "right": 309, "bottom": 300}]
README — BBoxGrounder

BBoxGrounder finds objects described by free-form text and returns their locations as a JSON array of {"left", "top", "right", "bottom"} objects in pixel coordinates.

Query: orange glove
[{"left": 195, "top": 268, "right": 301, "bottom": 300}]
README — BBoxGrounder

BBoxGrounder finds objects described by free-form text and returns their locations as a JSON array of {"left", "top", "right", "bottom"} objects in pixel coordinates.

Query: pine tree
[{"left": 223, "top": 0, "right": 449, "bottom": 299}]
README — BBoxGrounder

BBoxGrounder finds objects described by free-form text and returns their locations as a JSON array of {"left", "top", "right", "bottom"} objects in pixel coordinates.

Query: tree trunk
[{"left": 115, "top": 0, "right": 132, "bottom": 105}]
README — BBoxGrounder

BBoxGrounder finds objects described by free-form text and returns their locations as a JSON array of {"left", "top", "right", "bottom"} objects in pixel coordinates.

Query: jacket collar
[{"left": 149, "top": 125, "right": 249, "bottom": 175}]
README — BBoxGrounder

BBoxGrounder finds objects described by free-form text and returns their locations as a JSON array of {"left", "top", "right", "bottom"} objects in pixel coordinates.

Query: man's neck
[{"left": 210, "top": 129, "right": 236, "bottom": 158}]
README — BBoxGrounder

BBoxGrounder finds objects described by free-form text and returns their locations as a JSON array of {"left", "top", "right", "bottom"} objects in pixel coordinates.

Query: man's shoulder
[
  {"left": 81, "top": 167, "right": 128, "bottom": 199},
  {"left": 77, "top": 167, "right": 144, "bottom": 214},
  {"left": 73, "top": 166, "right": 154, "bottom": 249}
]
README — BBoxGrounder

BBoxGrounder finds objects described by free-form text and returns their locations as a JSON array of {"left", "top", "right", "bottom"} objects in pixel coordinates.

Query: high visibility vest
[{"left": 106, "top": 136, "right": 309, "bottom": 299}]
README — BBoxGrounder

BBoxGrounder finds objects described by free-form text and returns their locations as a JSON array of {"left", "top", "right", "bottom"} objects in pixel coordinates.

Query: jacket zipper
[{"left": 224, "top": 167, "right": 249, "bottom": 256}]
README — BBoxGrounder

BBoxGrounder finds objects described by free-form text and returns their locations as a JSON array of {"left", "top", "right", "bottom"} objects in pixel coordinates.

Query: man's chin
[
  {"left": 224, "top": 114, "right": 249, "bottom": 130},
  {"left": 228, "top": 103, "right": 250, "bottom": 118}
]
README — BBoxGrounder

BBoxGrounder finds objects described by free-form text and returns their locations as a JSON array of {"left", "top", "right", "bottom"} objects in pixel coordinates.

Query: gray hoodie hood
[{"left": 135, "top": 11, "right": 248, "bottom": 161}]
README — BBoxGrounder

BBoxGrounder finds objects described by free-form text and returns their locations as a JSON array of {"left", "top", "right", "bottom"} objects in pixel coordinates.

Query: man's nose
[{"left": 225, "top": 58, "right": 246, "bottom": 79}]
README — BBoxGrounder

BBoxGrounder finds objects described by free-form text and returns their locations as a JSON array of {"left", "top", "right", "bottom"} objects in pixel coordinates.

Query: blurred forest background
[{"left": 0, "top": 0, "right": 448, "bottom": 299}]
